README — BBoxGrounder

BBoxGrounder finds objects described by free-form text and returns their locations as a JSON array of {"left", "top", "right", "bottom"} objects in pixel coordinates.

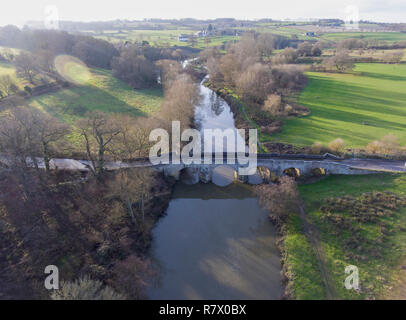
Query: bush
[
  {"left": 311, "top": 142, "right": 324, "bottom": 154},
  {"left": 51, "top": 276, "right": 126, "bottom": 300},
  {"left": 327, "top": 138, "right": 345, "bottom": 154},
  {"left": 366, "top": 134, "right": 400, "bottom": 155},
  {"left": 262, "top": 94, "right": 282, "bottom": 115}
]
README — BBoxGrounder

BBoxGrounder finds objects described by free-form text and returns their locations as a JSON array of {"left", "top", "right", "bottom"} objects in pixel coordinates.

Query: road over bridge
[{"left": 1, "top": 154, "right": 405, "bottom": 185}]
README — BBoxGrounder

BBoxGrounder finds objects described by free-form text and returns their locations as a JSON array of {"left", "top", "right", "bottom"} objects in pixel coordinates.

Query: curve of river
[{"left": 147, "top": 61, "right": 282, "bottom": 300}]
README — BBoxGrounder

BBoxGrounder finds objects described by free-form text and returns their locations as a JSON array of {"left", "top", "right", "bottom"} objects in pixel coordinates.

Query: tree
[
  {"left": 159, "top": 75, "right": 199, "bottom": 132},
  {"left": 236, "top": 63, "right": 273, "bottom": 103},
  {"left": 0, "top": 107, "right": 70, "bottom": 172},
  {"left": 111, "top": 49, "right": 156, "bottom": 88},
  {"left": 29, "top": 109, "right": 71, "bottom": 171},
  {"left": 297, "top": 42, "right": 313, "bottom": 57},
  {"left": 51, "top": 276, "right": 126, "bottom": 300},
  {"left": 14, "top": 52, "right": 38, "bottom": 83},
  {"left": 0, "top": 107, "right": 37, "bottom": 170},
  {"left": 323, "top": 51, "right": 354, "bottom": 72},
  {"left": 115, "top": 115, "right": 157, "bottom": 160},
  {"left": 155, "top": 59, "right": 182, "bottom": 89},
  {"left": 271, "top": 47, "right": 298, "bottom": 64},
  {"left": 72, "top": 37, "right": 119, "bottom": 68},
  {"left": 107, "top": 168, "right": 154, "bottom": 226},
  {"left": 76, "top": 112, "right": 121, "bottom": 179},
  {"left": 0, "top": 75, "right": 18, "bottom": 97},
  {"left": 255, "top": 176, "right": 299, "bottom": 221},
  {"left": 256, "top": 33, "right": 275, "bottom": 59}
]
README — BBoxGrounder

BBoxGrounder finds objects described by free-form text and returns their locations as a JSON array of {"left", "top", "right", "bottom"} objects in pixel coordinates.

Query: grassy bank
[
  {"left": 288, "top": 174, "right": 406, "bottom": 299},
  {"left": 274, "top": 63, "right": 406, "bottom": 148},
  {"left": 28, "top": 68, "right": 163, "bottom": 123}
]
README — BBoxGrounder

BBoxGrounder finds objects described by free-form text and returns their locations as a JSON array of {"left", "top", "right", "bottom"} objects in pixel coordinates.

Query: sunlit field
[
  {"left": 275, "top": 63, "right": 406, "bottom": 148},
  {"left": 28, "top": 68, "right": 163, "bottom": 123}
]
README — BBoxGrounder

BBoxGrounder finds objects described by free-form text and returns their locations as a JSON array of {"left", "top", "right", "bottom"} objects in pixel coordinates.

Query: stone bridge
[
  {"left": 157, "top": 157, "right": 382, "bottom": 185},
  {"left": 3, "top": 153, "right": 405, "bottom": 186}
]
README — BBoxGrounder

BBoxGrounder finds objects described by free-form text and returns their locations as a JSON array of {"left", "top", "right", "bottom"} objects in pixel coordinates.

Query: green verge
[
  {"left": 274, "top": 63, "right": 406, "bottom": 148},
  {"left": 296, "top": 174, "right": 406, "bottom": 299},
  {"left": 282, "top": 212, "right": 326, "bottom": 299}
]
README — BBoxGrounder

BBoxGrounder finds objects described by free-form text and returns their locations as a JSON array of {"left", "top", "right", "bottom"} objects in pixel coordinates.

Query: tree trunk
[{"left": 126, "top": 195, "right": 136, "bottom": 226}]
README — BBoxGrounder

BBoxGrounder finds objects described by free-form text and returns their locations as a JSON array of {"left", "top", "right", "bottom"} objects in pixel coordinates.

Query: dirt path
[
  {"left": 382, "top": 260, "right": 406, "bottom": 300},
  {"left": 298, "top": 203, "right": 338, "bottom": 300}
]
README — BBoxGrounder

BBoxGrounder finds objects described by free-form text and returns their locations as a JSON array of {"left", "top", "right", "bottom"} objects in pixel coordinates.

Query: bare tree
[
  {"left": 236, "top": 63, "right": 273, "bottom": 103},
  {"left": 155, "top": 59, "right": 182, "bottom": 89},
  {"left": 0, "top": 107, "right": 70, "bottom": 172},
  {"left": 29, "top": 109, "right": 71, "bottom": 171},
  {"left": 76, "top": 112, "right": 121, "bottom": 179},
  {"left": 159, "top": 75, "right": 199, "bottom": 132},
  {"left": 14, "top": 52, "right": 38, "bottom": 83},
  {"left": 0, "top": 107, "right": 36, "bottom": 170},
  {"left": 114, "top": 115, "right": 157, "bottom": 160},
  {"left": 0, "top": 75, "right": 18, "bottom": 97},
  {"left": 323, "top": 51, "right": 354, "bottom": 72},
  {"left": 107, "top": 168, "right": 154, "bottom": 225}
]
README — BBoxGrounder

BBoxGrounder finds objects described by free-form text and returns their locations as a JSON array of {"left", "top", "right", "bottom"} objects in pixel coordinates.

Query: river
[{"left": 147, "top": 61, "right": 282, "bottom": 300}]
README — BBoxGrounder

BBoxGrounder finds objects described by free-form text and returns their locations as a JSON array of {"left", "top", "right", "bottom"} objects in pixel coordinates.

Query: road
[
  {"left": 1, "top": 155, "right": 406, "bottom": 173},
  {"left": 340, "top": 158, "right": 406, "bottom": 173}
]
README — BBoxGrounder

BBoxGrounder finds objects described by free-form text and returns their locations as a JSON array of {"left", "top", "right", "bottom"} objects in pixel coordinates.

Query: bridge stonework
[{"left": 157, "top": 159, "right": 374, "bottom": 184}]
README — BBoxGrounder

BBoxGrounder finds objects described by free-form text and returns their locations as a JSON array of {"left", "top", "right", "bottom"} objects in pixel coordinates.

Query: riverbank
[
  {"left": 278, "top": 173, "right": 406, "bottom": 299},
  {"left": 0, "top": 168, "right": 174, "bottom": 299}
]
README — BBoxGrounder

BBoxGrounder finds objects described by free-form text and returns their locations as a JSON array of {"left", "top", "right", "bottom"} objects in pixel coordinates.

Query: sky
[{"left": 0, "top": 0, "right": 405, "bottom": 27}]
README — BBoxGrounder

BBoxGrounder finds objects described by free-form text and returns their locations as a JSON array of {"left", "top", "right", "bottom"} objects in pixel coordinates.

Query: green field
[
  {"left": 321, "top": 32, "right": 406, "bottom": 43},
  {"left": 0, "top": 62, "right": 27, "bottom": 89},
  {"left": 274, "top": 63, "right": 406, "bottom": 148},
  {"left": 294, "top": 174, "right": 406, "bottom": 299},
  {"left": 94, "top": 28, "right": 239, "bottom": 49},
  {"left": 28, "top": 68, "right": 163, "bottom": 123}
]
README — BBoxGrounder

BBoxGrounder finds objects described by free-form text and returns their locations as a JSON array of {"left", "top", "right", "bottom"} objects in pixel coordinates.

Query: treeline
[
  {"left": 336, "top": 38, "right": 406, "bottom": 50},
  {"left": 0, "top": 25, "right": 118, "bottom": 69},
  {"left": 202, "top": 33, "right": 307, "bottom": 120}
]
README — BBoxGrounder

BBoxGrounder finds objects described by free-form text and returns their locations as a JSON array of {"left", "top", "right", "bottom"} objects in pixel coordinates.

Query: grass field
[
  {"left": 295, "top": 174, "right": 406, "bottom": 299},
  {"left": 94, "top": 28, "right": 239, "bottom": 49},
  {"left": 0, "top": 62, "right": 27, "bottom": 89},
  {"left": 274, "top": 63, "right": 406, "bottom": 148},
  {"left": 28, "top": 68, "right": 163, "bottom": 124},
  {"left": 321, "top": 32, "right": 406, "bottom": 43}
]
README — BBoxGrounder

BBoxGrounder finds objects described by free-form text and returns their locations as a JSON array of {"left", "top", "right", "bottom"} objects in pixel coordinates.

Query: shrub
[
  {"left": 262, "top": 94, "right": 282, "bottom": 115},
  {"left": 366, "top": 134, "right": 400, "bottom": 155},
  {"left": 327, "top": 138, "right": 345, "bottom": 154},
  {"left": 51, "top": 276, "right": 126, "bottom": 300},
  {"left": 311, "top": 142, "right": 324, "bottom": 154}
]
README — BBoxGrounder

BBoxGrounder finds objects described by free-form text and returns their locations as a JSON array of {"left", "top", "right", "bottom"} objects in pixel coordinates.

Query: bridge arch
[
  {"left": 283, "top": 167, "right": 301, "bottom": 178},
  {"left": 311, "top": 167, "right": 326, "bottom": 177},
  {"left": 212, "top": 165, "right": 237, "bottom": 187}
]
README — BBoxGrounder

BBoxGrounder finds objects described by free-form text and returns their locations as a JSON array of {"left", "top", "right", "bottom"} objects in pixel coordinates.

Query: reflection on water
[
  {"left": 148, "top": 182, "right": 283, "bottom": 300},
  {"left": 195, "top": 79, "right": 246, "bottom": 154}
]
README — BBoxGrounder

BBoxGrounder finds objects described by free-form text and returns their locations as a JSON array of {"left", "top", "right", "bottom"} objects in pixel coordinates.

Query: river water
[{"left": 147, "top": 62, "right": 282, "bottom": 300}]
